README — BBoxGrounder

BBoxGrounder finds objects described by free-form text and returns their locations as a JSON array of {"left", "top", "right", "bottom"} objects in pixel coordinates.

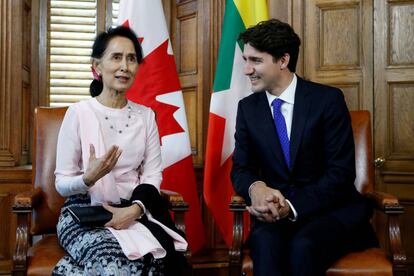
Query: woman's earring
[{"left": 91, "top": 66, "right": 102, "bottom": 81}]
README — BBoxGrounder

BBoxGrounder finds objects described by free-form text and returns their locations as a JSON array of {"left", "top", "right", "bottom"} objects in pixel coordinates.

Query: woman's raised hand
[{"left": 82, "top": 144, "right": 122, "bottom": 186}]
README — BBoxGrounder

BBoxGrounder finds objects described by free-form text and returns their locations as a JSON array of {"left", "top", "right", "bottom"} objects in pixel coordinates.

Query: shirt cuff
[
  {"left": 132, "top": 200, "right": 146, "bottom": 219},
  {"left": 77, "top": 175, "right": 90, "bottom": 191},
  {"left": 285, "top": 199, "right": 298, "bottom": 222}
]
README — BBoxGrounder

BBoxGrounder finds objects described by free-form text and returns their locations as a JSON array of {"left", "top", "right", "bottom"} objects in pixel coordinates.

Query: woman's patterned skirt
[{"left": 52, "top": 194, "right": 165, "bottom": 276}]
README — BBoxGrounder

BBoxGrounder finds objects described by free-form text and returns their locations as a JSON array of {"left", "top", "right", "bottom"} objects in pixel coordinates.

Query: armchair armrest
[
  {"left": 366, "top": 191, "right": 403, "bottom": 214},
  {"left": 159, "top": 189, "right": 188, "bottom": 232},
  {"left": 13, "top": 188, "right": 43, "bottom": 212},
  {"left": 230, "top": 195, "right": 247, "bottom": 211},
  {"left": 160, "top": 189, "right": 189, "bottom": 211},
  {"left": 365, "top": 191, "right": 406, "bottom": 270},
  {"left": 159, "top": 189, "right": 191, "bottom": 262},
  {"left": 229, "top": 195, "right": 247, "bottom": 273},
  {"left": 12, "top": 189, "right": 43, "bottom": 275}
]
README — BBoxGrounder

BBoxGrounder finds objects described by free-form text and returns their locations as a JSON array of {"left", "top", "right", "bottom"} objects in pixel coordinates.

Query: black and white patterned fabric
[{"left": 52, "top": 194, "right": 165, "bottom": 276}]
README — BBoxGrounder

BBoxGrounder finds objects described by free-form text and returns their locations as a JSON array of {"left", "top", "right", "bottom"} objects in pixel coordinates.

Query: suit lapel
[
  {"left": 290, "top": 77, "right": 311, "bottom": 169},
  {"left": 256, "top": 92, "right": 290, "bottom": 173}
]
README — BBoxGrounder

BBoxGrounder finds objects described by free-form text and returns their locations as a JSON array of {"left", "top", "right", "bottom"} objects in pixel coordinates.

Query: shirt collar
[{"left": 266, "top": 74, "right": 297, "bottom": 107}]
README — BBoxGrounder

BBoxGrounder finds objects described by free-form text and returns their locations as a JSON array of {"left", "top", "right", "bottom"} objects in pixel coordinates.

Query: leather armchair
[
  {"left": 229, "top": 111, "right": 407, "bottom": 276},
  {"left": 12, "top": 106, "right": 191, "bottom": 276}
]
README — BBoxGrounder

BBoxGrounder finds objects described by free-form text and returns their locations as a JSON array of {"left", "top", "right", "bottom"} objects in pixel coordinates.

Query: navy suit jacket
[{"left": 231, "top": 76, "right": 371, "bottom": 230}]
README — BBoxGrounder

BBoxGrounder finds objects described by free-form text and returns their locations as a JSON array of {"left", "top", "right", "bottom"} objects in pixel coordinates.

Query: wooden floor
[{"left": 191, "top": 248, "right": 229, "bottom": 276}]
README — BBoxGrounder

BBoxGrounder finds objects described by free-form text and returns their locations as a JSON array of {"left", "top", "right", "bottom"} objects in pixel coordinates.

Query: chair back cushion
[
  {"left": 350, "top": 111, "right": 374, "bottom": 194},
  {"left": 31, "top": 107, "right": 68, "bottom": 234}
]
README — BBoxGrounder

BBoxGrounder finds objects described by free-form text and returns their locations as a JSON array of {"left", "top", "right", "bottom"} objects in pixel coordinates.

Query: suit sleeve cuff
[{"left": 286, "top": 199, "right": 298, "bottom": 221}]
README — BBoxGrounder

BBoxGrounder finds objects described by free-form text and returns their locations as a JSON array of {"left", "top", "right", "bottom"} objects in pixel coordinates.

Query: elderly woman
[{"left": 52, "top": 26, "right": 187, "bottom": 276}]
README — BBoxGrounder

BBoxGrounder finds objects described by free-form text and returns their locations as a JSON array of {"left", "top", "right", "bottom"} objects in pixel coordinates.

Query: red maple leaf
[
  {"left": 126, "top": 39, "right": 184, "bottom": 141},
  {"left": 122, "top": 20, "right": 144, "bottom": 44}
]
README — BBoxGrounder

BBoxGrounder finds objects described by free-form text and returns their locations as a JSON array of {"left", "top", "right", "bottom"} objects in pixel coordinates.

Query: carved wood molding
[
  {"left": 0, "top": 0, "right": 28, "bottom": 167},
  {"left": 0, "top": 0, "right": 14, "bottom": 166},
  {"left": 0, "top": 151, "right": 15, "bottom": 167},
  {"left": 0, "top": 167, "right": 32, "bottom": 183}
]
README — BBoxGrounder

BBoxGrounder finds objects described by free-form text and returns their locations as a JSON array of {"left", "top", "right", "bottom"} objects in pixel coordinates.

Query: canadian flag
[{"left": 118, "top": 0, "right": 205, "bottom": 253}]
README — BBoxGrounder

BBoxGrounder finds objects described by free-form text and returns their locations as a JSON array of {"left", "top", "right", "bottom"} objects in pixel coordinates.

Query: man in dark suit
[{"left": 231, "top": 19, "right": 377, "bottom": 276}]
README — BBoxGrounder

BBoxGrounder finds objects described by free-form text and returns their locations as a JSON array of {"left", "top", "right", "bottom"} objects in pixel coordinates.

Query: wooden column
[
  {"left": 0, "top": 0, "right": 33, "bottom": 167},
  {"left": 0, "top": 0, "right": 37, "bottom": 273}
]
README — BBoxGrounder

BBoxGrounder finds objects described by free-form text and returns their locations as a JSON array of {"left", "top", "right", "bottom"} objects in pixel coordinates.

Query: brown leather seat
[
  {"left": 229, "top": 111, "right": 407, "bottom": 276},
  {"left": 27, "top": 236, "right": 65, "bottom": 276},
  {"left": 12, "top": 106, "right": 191, "bottom": 276}
]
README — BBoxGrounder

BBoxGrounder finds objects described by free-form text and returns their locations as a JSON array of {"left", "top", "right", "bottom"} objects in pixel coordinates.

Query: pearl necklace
[{"left": 104, "top": 105, "right": 132, "bottom": 134}]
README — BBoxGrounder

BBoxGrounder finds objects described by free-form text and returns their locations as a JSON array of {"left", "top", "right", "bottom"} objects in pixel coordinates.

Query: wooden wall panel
[
  {"left": 333, "top": 83, "right": 360, "bottom": 111},
  {"left": 268, "top": 0, "right": 290, "bottom": 23},
  {"left": 0, "top": 0, "right": 32, "bottom": 167},
  {"left": 21, "top": 0, "right": 32, "bottom": 165},
  {"left": 182, "top": 88, "right": 197, "bottom": 153},
  {"left": 304, "top": 0, "right": 373, "bottom": 112},
  {"left": 389, "top": 3, "right": 414, "bottom": 66},
  {"left": 320, "top": 6, "right": 359, "bottom": 68},
  {"left": 374, "top": 0, "right": 414, "bottom": 273},
  {"left": 389, "top": 83, "right": 414, "bottom": 155},
  {"left": 0, "top": 0, "right": 16, "bottom": 167},
  {"left": 178, "top": 17, "right": 197, "bottom": 73},
  {"left": 172, "top": 0, "right": 209, "bottom": 167}
]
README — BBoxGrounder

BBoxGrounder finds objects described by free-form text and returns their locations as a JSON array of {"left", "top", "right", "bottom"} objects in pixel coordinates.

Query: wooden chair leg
[
  {"left": 229, "top": 196, "right": 246, "bottom": 276},
  {"left": 229, "top": 262, "right": 242, "bottom": 276},
  {"left": 12, "top": 208, "right": 31, "bottom": 276}
]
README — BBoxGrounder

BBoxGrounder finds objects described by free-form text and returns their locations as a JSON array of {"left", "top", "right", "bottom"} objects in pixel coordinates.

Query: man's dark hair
[
  {"left": 89, "top": 26, "right": 143, "bottom": 97},
  {"left": 238, "top": 19, "right": 301, "bottom": 72}
]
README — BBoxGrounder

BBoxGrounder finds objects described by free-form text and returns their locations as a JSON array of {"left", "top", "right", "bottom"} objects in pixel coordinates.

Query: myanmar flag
[{"left": 204, "top": 0, "right": 268, "bottom": 247}]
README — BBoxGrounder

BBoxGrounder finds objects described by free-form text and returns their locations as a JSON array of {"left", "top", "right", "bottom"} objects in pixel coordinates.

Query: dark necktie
[{"left": 272, "top": 98, "right": 290, "bottom": 168}]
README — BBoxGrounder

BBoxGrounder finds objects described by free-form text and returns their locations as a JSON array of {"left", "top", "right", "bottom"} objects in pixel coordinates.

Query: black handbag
[{"left": 68, "top": 205, "right": 113, "bottom": 227}]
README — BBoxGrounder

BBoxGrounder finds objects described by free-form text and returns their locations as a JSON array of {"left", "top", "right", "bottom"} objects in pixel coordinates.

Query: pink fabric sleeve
[
  {"left": 138, "top": 109, "right": 163, "bottom": 190},
  {"left": 55, "top": 106, "right": 89, "bottom": 196}
]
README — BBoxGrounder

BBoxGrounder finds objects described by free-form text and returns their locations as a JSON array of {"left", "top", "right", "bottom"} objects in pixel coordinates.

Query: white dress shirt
[
  {"left": 249, "top": 74, "right": 298, "bottom": 221},
  {"left": 265, "top": 74, "right": 297, "bottom": 139}
]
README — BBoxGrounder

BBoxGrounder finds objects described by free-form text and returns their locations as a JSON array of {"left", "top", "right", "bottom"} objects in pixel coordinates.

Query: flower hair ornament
[{"left": 91, "top": 66, "right": 101, "bottom": 81}]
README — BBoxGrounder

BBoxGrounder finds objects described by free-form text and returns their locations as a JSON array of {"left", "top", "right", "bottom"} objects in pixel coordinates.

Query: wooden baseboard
[
  {"left": 0, "top": 260, "right": 11, "bottom": 275},
  {"left": 191, "top": 248, "right": 229, "bottom": 275}
]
